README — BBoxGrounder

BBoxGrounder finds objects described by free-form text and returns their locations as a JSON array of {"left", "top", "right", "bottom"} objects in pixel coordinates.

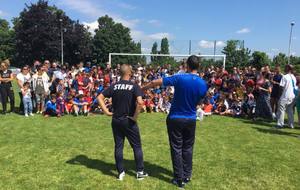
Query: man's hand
[
  {"left": 98, "top": 93, "right": 113, "bottom": 117},
  {"left": 106, "top": 111, "right": 113, "bottom": 117}
]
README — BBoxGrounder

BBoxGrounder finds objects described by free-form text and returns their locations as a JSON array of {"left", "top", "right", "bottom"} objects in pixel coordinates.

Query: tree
[
  {"left": 0, "top": 18, "right": 15, "bottom": 61},
  {"left": 251, "top": 51, "right": 270, "bottom": 69},
  {"left": 273, "top": 53, "right": 288, "bottom": 66},
  {"left": 14, "top": 0, "right": 92, "bottom": 67},
  {"left": 93, "top": 15, "right": 139, "bottom": 66},
  {"left": 290, "top": 56, "right": 300, "bottom": 65},
  {"left": 159, "top": 37, "right": 171, "bottom": 65},
  {"left": 160, "top": 37, "right": 170, "bottom": 54},
  {"left": 151, "top": 42, "right": 158, "bottom": 63},
  {"left": 222, "top": 40, "right": 251, "bottom": 70}
]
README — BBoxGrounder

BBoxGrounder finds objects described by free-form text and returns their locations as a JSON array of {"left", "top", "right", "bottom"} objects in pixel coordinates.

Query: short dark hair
[
  {"left": 187, "top": 55, "right": 200, "bottom": 70},
  {"left": 285, "top": 64, "right": 294, "bottom": 73},
  {"left": 36, "top": 65, "right": 42, "bottom": 71},
  {"left": 23, "top": 82, "right": 30, "bottom": 87},
  {"left": 50, "top": 94, "right": 56, "bottom": 100}
]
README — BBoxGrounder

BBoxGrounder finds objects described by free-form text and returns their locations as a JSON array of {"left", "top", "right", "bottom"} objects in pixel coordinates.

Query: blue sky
[{"left": 0, "top": 0, "right": 299, "bottom": 57}]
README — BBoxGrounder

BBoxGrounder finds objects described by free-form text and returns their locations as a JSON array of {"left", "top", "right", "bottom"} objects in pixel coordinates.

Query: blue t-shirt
[
  {"left": 46, "top": 101, "right": 56, "bottom": 112},
  {"left": 163, "top": 73, "right": 208, "bottom": 120}
]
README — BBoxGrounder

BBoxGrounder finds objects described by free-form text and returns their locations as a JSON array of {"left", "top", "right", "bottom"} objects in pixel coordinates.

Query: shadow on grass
[
  {"left": 66, "top": 155, "right": 173, "bottom": 183},
  {"left": 240, "top": 119, "right": 275, "bottom": 128},
  {"left": 252, "top": 127, "right": 300, "bottom": 138}
]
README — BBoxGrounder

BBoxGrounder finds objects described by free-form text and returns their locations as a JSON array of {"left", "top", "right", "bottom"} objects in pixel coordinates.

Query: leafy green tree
[
  {"left": 150, "top": 42, "right": 158, "bottom": 63},
  {"left": 13, "top": 0, "right": 92, "bottom": 67},
  {"left": 0, "top": 18, "right": 15, "bottom": 61},
  {"left": 222, "top": 40, "right": 251, "bottom": 70},
  {"left": 93, "top": 15, "right": 139, "bottom": 66},
  {"left": 160, "top": 37, "right": 170, "bottom": 54},
  {"left": 251, "top": 51, "right": 271, "bottom": 69},
  {"left": 290, "top": 56, "right": 300, "bottom": 65},
  {"left": 159, "top": 37, "right": 170, "bottom": 65},
  {"left": 272, "top": 53, "right": 288, "bottom": 66}
]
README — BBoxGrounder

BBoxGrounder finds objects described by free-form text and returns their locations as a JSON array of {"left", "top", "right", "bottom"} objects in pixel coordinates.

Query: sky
[{"left": 0, "top": 0, "right": 299, "bottom": 57}]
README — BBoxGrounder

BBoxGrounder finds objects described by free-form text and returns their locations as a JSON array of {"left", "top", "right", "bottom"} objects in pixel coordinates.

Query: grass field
[{"left": 0, "top": 111, "right": 300, "bottom": 190}]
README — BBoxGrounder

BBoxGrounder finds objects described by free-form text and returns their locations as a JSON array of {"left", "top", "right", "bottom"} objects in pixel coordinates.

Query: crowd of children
[{"left": 2, "top": 59, "right": 299, "bottom": 124}]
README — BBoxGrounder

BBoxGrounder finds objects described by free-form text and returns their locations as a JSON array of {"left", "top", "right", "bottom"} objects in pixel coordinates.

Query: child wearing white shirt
[{"left": 21, "top": 82, "right": 33, "bottom": 117}]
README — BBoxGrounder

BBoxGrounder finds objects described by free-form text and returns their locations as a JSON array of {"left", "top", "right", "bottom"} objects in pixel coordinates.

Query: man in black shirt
[
  {"left": 97, "top": 64, "right": 148, "bottom": 181},
  {"left": 0, "top": 61, "right": 15, "bottom": 114}
]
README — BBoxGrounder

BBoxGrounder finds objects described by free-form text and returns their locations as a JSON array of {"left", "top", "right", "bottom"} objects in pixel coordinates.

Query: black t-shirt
[
  {"left": 0, "top": 70, "right": 12, "bottom": 87},
  {"left": 102, "top": 80, "right": 143, "bottom": 118}
]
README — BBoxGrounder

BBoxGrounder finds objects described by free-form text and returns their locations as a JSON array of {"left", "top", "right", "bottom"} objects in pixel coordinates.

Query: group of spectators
[{"left": 0, "top": 58, "right": 299, "bottom": 128}]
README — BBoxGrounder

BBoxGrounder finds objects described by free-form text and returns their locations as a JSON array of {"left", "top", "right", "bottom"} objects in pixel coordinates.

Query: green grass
[
  {"left": 0, "top": 113, "right": 300, "bottom": 190},
  {"left": 1, "top": 82, "right": 300, "bottom": 189}
]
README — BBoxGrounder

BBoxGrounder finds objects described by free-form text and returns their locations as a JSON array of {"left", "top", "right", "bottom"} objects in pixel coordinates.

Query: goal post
[{"left": 108, "top": 53, "right": 227, "bottom": 68}]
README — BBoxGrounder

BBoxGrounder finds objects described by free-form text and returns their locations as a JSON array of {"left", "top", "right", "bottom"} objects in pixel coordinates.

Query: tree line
[{"left": 0, "top": 0, "right": 299, "bottom": 70}]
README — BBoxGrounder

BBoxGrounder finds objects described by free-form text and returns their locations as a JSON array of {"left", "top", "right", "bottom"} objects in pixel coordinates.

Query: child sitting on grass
[
  {"left": 196, "top": 99, "right": 213, "bottom": 121},
  {"left": 21, "top": 82, "right": 34, "bottom": 117},
  {"left": 44, "top": 94, "right": 58, "bottom": 117},
  {"left": 73, "top": 94, "right": 88, "bottom": 116}
]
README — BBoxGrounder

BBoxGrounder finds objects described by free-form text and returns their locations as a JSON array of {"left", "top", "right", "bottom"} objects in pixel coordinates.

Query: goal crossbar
[{"left": 108, "top": 53, "right": 226, "bottom": 68}]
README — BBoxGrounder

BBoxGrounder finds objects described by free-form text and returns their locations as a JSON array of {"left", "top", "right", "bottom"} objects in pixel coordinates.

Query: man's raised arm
[{"left": 142, "top": 78, "right": 163, "bottom": 91}]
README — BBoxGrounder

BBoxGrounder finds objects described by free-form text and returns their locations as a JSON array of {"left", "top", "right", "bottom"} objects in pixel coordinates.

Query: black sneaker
[
  {"left": 183, "top": 178, "right": 191, "bottom": 184},
  {"left": 171, "top": 178, "right": 185, "bottom": 188},
  {"left": 136, "top": 171, "right": 148, "bottom": 180}
]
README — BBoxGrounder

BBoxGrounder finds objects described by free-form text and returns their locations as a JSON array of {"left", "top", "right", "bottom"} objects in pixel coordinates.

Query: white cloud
[
  {"left": 60, "top": 0, "right": 139, "bottom": 29},
  {"left": 0, "top": 10, "right": 5, "bottom": 16},
  {"left": 236, "top": 28, "right": 251, "bottom": 34},
  {"left": 148, "top": 19, "right": 162, "bottom": 27},
  {"left": 141, "top": 47, "right": 151, "bottom": 53},
  {"left": 83, "top": 20, "right": 98, "bottom": 34},
  {"left": 198, "top": 40, "right": 226, "bottom": 49},
  {"left": 271, "top": 48, "right": 279, "bottom": 52},
  {"left": 131, "top": 30, "right": 173, "bottom": 41},
  {"left": 117, "top": 2, "right": 136, "bottom": 10},
  {"left": 291, "top": 52, "right": 297, "bottom": 56},
  {"left": 148, "top": 32, "right": 172, "bottom": 40}
]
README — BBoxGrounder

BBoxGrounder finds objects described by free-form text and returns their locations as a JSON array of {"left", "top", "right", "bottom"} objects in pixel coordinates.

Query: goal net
[{"left": 108, "top": 53, "right": 226, "bottom": 70}]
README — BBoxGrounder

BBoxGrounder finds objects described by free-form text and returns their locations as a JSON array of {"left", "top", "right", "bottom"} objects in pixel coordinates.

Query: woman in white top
[
  {"left": 32, "top": 65, "right": 50, "bottom": 114},
  {"left": 16, "top": 66, "right": 32, "bottom": 113}
]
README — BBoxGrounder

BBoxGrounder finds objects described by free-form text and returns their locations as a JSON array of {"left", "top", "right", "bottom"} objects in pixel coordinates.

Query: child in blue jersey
[
  {"left": 44, "top": 94, "right": 58, "bottom": 117},
  {"left": 73, "top": 94, "right": 88, "bottom": 116}
]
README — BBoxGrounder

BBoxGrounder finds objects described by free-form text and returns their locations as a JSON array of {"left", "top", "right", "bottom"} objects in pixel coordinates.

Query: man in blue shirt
[{"left": 142, "top": 55, "right": 207, "bottom": 188}]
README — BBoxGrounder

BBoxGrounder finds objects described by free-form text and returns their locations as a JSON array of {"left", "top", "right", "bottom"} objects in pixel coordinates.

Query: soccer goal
[{"left": 108, "top": 53, "right": 227, "bottom": 68}]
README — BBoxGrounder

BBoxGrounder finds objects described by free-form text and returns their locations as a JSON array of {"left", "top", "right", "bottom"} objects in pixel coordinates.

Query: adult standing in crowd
[
  {"left": 142, "top": 55, "right": 208, "bottom": 188},
  {"left": 97, "top": 64, "right": 148, "bottom": 181},
  {"left": 271, "top": 65, "right": 282, "bottom": 117},
  {"left": 16, "top": 65, "right": 32, "bottom": 114},
  {"left": 0, "top": 60, "right": 15, "bottom": 114},
  {"left": 276, "top": 64, "right": 297, "bottom": 129},
  {"left": 254, "top": 73, "right": 273, "bottom": 120},
  {"left": 32, "top": 65, "right": 50, "bottom": 114}
]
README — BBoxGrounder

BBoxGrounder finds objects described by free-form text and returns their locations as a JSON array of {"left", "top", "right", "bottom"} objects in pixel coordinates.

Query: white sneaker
[
  {"left": 30, "top": 113, "right": 34, "bottom": 116},
  {"left": 25, "top": 114, "right": 29, "bottom": 117},
  {"left": 136, "top": 171, "right": 149, "bottom": 180},
  {"left": 117, "top": 171, "right": 125, "bottom": 181}
]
